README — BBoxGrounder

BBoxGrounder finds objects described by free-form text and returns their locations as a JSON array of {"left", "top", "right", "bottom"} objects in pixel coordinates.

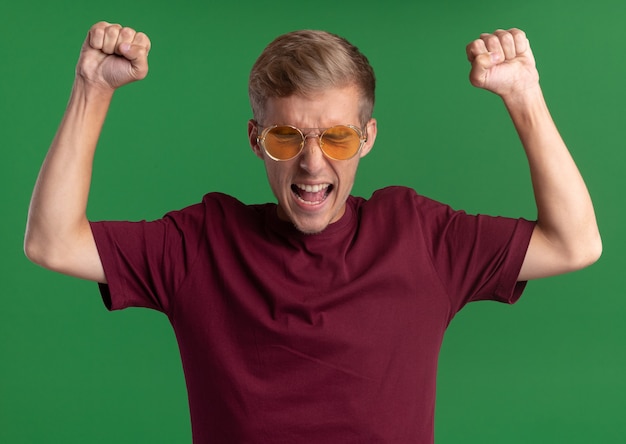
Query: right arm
[{"left": 24, "top": 22, "right": 151, "bottom": 282}]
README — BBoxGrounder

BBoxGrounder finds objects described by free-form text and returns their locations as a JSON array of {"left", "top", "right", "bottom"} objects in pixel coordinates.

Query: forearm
[
  {"left": 25, "top": 79, "right": 113, "bottom": 269},
  {"left": 466, "top": 29, "right": 601, "bottom": 279},
  {"left": 504, "top": 86, "right": 602, "bottom": 275}
]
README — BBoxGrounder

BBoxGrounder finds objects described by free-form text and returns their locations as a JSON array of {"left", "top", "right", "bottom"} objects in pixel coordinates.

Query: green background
[{"left": 2, "top": 0, "right": 624, "bottom": 442}]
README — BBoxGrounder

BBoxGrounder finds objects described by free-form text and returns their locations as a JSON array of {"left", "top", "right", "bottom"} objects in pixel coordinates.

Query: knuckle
[
  {"left": 91, "top": 27, "right": 104, "bottom": 39},
  {"left": 135, "top": 32, "right": 151, "bottom": 50},
  {"left": 135, "top": 32, "right": 148, "bottom": 43},
  {"left": 468, "top": 39, "right": 482, "bottom": 53},
  {"left": 92, "top": 21, "right": 109, "bottom": 30},
  {"left": 500, "top": 32, "right": 514, "bottom": 44},
  {"left": 466, "top": 39, "right": 479, "bottom": 51},
  {"left": 483, "top": 34, "right": 498, "bottom": 43},
  {"left": 120, "top": 26, "right": 136, "bottom": 38},
  {"left": 482, "top": 34, "right": 500, "bottom": 48},
  {"left": 104, "top": 23, "right": 122, "bottom": 37},
  {"left": 494, "top": 29, "right": 512, "bottom": 41},
  {"left": 514, "top": 29, "right": 527, "bottom": 40}
]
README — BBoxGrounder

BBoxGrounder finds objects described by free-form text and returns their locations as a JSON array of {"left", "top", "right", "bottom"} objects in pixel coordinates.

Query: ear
[
  {"left": 248, "top": 120, "right": 264, "bottom": 160},
  {"left": 359, "top": 118, "right": 377, "bottom": 159}
]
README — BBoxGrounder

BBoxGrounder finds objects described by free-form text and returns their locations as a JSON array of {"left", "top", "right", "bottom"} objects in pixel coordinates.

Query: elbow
[
  {"left": 24, "top": 222, "right": 103, "bottom": 282},
  {"left": 24, "top": 234, "right": 48, "bottom": 268},
  {"left": 24, "top": 220, "right": 44, "bottom": 266},
  {"left": 24, "top": 231, "right": 39, "bottom": 263},
  {"left": 24, "top": 231, "right": 63, "bottom": 271},
  {"left": 586, "top": 233, "right": 603, "bottom": 265},
  {"left": 24, "top": 217, "right": 88, "bottom": 271},
  {"left": 24, "top": 238, "right": 75, "bottom": 274},
  {"left": 568, "top": 232, "right": 603, "bottom": 272}
]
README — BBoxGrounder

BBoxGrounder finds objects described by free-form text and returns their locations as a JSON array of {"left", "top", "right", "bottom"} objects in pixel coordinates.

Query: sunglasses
[{"left": 257, "top": 124, "right": 367, "bottom": 161}]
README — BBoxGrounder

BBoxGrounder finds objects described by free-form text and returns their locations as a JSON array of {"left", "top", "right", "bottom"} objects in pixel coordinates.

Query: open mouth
[{"left": 291, "top": 183, "right": 333, "bottom": 205}]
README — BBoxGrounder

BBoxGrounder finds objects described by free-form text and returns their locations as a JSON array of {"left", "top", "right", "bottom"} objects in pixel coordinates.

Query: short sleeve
[
  {"left": 90, "top": 203, "right": 205, "bottom": 314},
  {"left": 414, "top": 191, "right": 535, "bottom": 312}
]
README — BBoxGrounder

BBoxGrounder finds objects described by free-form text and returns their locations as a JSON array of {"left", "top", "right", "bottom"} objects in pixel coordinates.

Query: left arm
[{"left": 466, "top": 29, "right": 601, "bottom": 281}]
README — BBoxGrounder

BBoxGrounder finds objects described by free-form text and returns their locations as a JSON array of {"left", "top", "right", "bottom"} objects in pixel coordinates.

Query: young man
[{"left": 25, "top": 22, "right": 601, "bottom": 443}]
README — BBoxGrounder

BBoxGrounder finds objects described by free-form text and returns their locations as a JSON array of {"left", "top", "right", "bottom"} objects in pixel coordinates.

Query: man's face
[{"left": 248, "top": 85, "right": 377, "bottom": 234}]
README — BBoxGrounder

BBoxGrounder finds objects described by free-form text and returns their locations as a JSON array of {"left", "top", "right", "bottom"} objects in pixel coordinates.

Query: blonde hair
[{"left": 249, "top": 30, "right": 375, "bottom": 126}]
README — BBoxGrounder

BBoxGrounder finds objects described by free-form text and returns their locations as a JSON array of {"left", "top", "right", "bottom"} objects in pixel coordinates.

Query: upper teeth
[{"left": 296, "top": 183, "right": 329, "bottom": 193}]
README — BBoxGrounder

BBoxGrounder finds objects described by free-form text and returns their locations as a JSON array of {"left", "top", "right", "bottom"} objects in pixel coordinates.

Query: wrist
[
  {"left": 500, "top": 83, "right": 544, "bottom": 110},
  {"left": 501, "top": 83, "right": 556, "bottom": 144},
  {"left": 73, "top": 74, "right": 116, "bottom": 101},
  {"left": 68, "top": 77, "right": 116, "bottom": 116}
]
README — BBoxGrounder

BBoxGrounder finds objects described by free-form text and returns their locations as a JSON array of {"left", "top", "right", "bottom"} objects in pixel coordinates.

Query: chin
[
  {"left": 280, "top": 200, "right": 343, "bottom": 235},
  {"left": 292, "top": 220, "right": 329, "bottom": 235}
]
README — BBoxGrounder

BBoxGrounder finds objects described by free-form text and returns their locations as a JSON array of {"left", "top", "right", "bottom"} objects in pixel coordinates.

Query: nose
[{"left": 299, "top": 135, "right": 326, "bottom": 174}]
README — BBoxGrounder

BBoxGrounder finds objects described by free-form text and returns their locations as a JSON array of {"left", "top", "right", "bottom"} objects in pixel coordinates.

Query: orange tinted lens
[
  {"left": 263, "top": 126, "right": 303, "bottom": 160},
  {"left": 320, "top": 126, "right": 362, "bottom": 160}
]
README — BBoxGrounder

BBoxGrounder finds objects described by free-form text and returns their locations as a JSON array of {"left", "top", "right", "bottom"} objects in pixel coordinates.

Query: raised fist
[
  {"left": 466, "top": 28, "right": 539, "bottom": 99},
  {"left": 76, "top": 21, "right": 151, "bottom": 91}
]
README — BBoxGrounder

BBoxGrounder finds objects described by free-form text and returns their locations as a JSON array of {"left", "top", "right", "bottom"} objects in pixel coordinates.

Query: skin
[
  {"left": 466, "top": 29, "right": 601, "bottom": 279},
  {"left": 24, "top": 22, "right": 150, "bottom": 283},
  {"left": 247, "top": 86, "right": 377, "bottom": 234},
  {"left": 24, "top": 23, "right": 601, "bottom": 286}
]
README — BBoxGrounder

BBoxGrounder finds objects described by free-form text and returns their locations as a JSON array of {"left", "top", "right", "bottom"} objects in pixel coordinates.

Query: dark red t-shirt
[{"left": 91, "top": 186, "right": 535, "bottom": 443}]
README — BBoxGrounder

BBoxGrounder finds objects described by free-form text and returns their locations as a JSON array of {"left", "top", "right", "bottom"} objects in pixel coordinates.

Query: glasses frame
[{"left": 257, "top": 124, "right": 367, "bottom": 161}]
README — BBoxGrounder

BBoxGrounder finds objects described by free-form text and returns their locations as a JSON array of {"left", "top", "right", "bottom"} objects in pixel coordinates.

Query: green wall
[{"left": 2, "top": 0, "right": 624, "bottom": 442}]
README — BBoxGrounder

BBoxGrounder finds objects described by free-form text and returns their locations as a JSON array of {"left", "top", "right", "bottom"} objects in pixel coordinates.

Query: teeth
[{"left": 296, "top": 183, "right": 330, "bottom": 193}]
